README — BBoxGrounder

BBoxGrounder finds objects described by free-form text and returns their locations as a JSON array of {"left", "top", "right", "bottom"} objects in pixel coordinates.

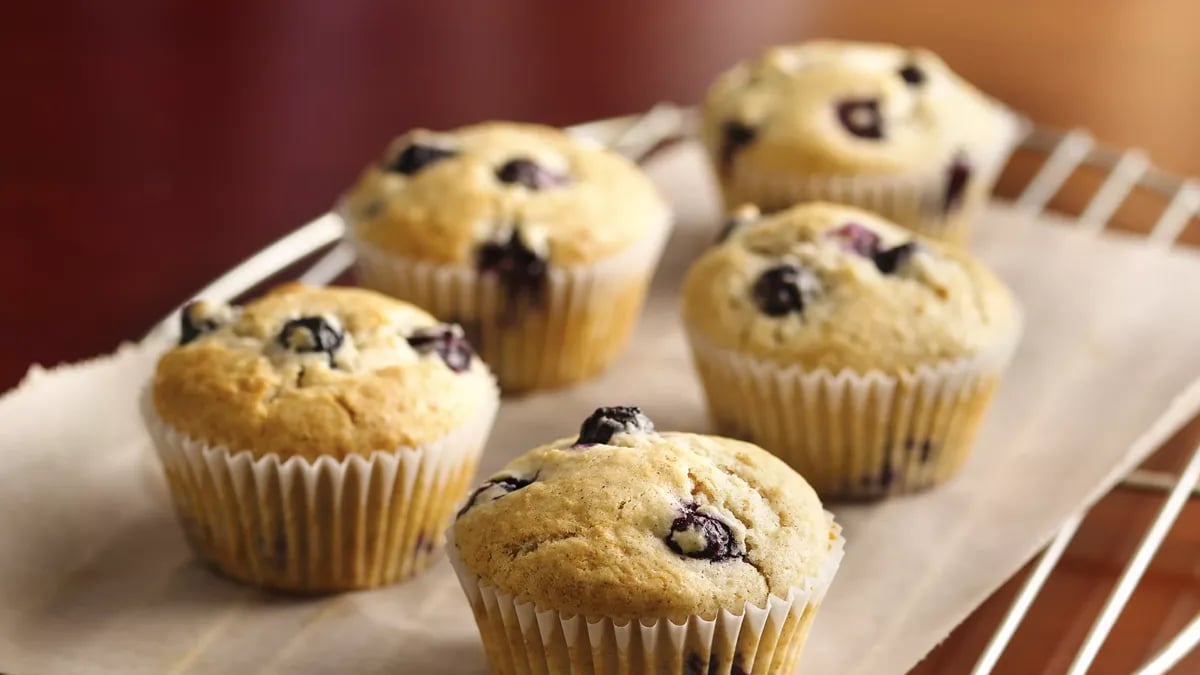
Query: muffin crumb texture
[
  {"left": 702, "top": 40, "right": 1019, "bottom": 179},
  {"left": 454, "top": 410, "right": 835, "bottom": 621},
  {"left": 153, "top": 284, "right": 496, "bottom": 460},
  {"left": 683, "top": 202, "right": 1019, "bottom": 372},
  {"left": 346, "top": 121, "right": 669, "bottom": 267}
]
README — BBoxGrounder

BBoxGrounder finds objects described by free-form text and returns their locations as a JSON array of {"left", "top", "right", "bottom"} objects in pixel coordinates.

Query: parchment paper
[{"left": 3, "top": 142, "right": 1200, "bottom": 675}]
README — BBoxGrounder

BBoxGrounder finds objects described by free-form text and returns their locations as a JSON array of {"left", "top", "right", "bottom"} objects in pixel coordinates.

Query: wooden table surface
[{"left": 4, "top": 2, "right": 1198, "bottom": 672}]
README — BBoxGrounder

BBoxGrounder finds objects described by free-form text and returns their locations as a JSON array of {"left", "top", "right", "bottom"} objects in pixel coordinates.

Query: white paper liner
[
  {"left": 685, "top": 328, "right": 1020, "bottom": 499},
  {"left": 446, "top": 515, "right": 844, "bottom": 675},
  {"left": 141, "top": 384, "right": 498, "bottom": 592},
  {"left": 346, "top": 215, "right": 672, "bottom": 392},
  {"left": 715, "top": 117, "right": 1024, "bottom": 245}
]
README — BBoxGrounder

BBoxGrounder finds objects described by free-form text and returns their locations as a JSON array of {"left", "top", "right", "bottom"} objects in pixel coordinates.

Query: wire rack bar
[
  {"left": 1077, "top": 149, "right": 1149, "bottom": 233},
  {"left": 1066, "top": 442, "right": 1200, "bottom": 674},
  {"left": 142, "top": 212, "right": 344, "bottom": 343},
  {"left": 1135, "top": 611, "right": 1200, "bottom": 675},
  {"left": 1020, "top": 126, "right": 1192, "bottom": 200},
  {"left": 970, "top": 512, "right": 1085, "bottom": 675},
  {"left": 1148, "top": 180, "right": 1200, "bottom": 246},
  {"left": 298, "top": 241, "right": 355, "bottom": 287},
  {"left": 1121, "top": 468, "right": 1200, "bottom": 497},
  {"left": 1015, "top": 128, "right": 1094, "bottom": 216}
]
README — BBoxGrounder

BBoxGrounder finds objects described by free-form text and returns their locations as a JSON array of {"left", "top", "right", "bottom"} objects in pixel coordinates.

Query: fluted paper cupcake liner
[
  {"left": 685, "top": 329, "right": 1019, "bottom": 499},
  {"left": 447, "top": 516, "right": 844, "bottom": 675},
  {"left": 142, "top": 387, "right": 498, "bottom": 592},
  {"left": 715, "top": 120, "right": 1024, "bottom": 245},
  {"left": 347, "top": 218, "right": 671, "bottom": 392}
]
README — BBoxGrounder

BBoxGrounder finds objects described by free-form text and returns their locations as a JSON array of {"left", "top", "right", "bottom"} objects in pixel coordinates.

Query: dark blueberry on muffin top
[
  {"left": 407, "top": 324, "right": 474, "bottom": 373},
  {"left": 752, "top": 264, "right": 820, "bottom": 316},
  {"left": 836, "top": 99, "right": 884, "bottom": 140},
  {"left": 458, "top": 475, "right": 535, "bottom": 517},
  {"left": 279, "top": 316, "right": 344, "bottom": 364},
  {"left": 873, "top": 242, "right": 922, "bottom": 275},
  {"left": 496, "top": 158, "right": 568, "bottom": 190},
  {"left": 179, "top": 300, "right": 233, "bottom": 346},
  {"left": 898, "top": 63, "right": 926, "bottom": 86},
  {"left": 385, "top": 143, "right": 456, "bottom": 175},
  {"left": 575, "top": 406, "right": 655, "bottom": 446},
  {"left": 719, "top": 120, "right": 757, "bottom": 171},
  {"left": 666, "top": 502, "right": 744, "bottom": 562}
]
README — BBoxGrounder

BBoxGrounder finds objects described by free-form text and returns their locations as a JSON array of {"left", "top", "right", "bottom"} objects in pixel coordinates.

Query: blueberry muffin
[
  {"left": 450, "top": 406, "right": 843, "bottom": 675},
  {"left": 702, "top": 40, "right": 1022, "bottom": 244},
  {"left": 342, "top": 122, "right": 672, "bottom": 392},
  {"left": 682, "top": 202, "right": 1020, "bottom": 498},
  {"left": 144, "top": 283, "right": 499, "bottom": 592}
]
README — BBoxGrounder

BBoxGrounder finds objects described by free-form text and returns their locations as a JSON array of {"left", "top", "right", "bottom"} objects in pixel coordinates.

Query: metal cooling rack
[{"left": 145, "top": 103, "right": 1200, "bottom": 674}]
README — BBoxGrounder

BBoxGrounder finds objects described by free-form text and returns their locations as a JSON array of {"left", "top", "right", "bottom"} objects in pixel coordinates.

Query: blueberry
[
  {"left": 685, "top": 653, "right": 747, "bottom": 675},
  {"left": 906, "top": 438, "right": 934, "bottom": 463},
  {"left": 575, "top": 406, "right": 655, "bottom": 446},
  {"left": 715, "top": 205, "right": 760, "bottom": 244},
  {"left": 880, "top": 458, "right": 895, "bottom": 489},
  {"left": 414, "top": 532, "right": 436, "bottom": 554},
  {"left": 458, "top": 475, "right": 534, "bottom": 517},
  {"left": 719, "top": 120, "right": 757, "bottom": 172},
  {"left": 873, "top": 242, "right": 921, "bottom": 275},
  {"left": 898, "top": 64, "right": 925, "bottom": 86},
  {"left": 385, "top": 143, "right": 456, "bottom": 175},
  {"left": 496, "top": 158, "right": 568, "bottom": 190},
  {"left": 836, "top": 99, "right": 884, "bottom": 140},
  {"left": 278, "top": 316, "right": 344, "bottom": 366},
  {"left": 828, "top": 222, "right": 882, "bottom": 258},
  {"left": 861, "top": 456, "right": 896, "bottom": 493},
  {"left": 665, "top": 503, "right": 743, "bottom": 562},
  {"left": 477, "top": 230, "right": 548, "bottom": 306},
  {"left": 943, "top": 155, "right": 972, "bottom": 213},
  {"left": 407, "top": 324, "right": 474, "bottom": 373},
  {"left": 179, "top": 300, "right": 232, "bottom": 346},
  {"left": 752, "top": 264, "right": 819, "bottom": 316}
]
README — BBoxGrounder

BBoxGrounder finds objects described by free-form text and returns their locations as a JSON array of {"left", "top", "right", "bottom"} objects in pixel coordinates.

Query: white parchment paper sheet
[{"left": 2, "top": 143, "right": 1199, "bottom": 674}]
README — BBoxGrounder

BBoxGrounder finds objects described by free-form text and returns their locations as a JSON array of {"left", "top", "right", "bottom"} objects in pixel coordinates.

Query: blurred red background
[{"left": 2, "top": 2, "right": 1198, "bottom": 673}]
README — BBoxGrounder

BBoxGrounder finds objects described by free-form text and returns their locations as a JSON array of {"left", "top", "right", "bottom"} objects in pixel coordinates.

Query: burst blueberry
[
  {"left": 828, "top": 222, "right": 882, "bottom": 258},
  {"left": 575, "top": 406, "right": 655, "bottom": 446},
  {"left": 477, "top": 230, "right": 548, "bottom": 305},
  {"left": 752, "top": 264, "right": 819, "bottom": 316},
  {"left": 874, "top": 242, "right": 921, "bottom": 275},
  {"left": 496, "top": 158, "right": 568, "bottom": 190},
  {"left": 458, "top": 475, "right": 535, "bottom": 517},
  {"left": 179, "top": 300, "right": 232, "bottom": 346},
  {"left": 898, "top": 63, "right": 925, "bottom": 86},
  {"left": 685, "top": 653, "right": 747, "bottom": 675},
  {"left": 385, "top": 143, "right": 456, "bottom": 174},
  {"left": 407, "top": 324, "right": 474, "bottom": 373},
  {"left": 278, "top": 316, "right": 344, "bottom": 366},
  {"left": 836, "top": 99, "right": 884, "bottom": 140},
  {"left": 719, "top": 120, "right": 757, "bottom": 172},
  {"left": 665, "top": 503, "right": 743, "bottom": 562}
]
